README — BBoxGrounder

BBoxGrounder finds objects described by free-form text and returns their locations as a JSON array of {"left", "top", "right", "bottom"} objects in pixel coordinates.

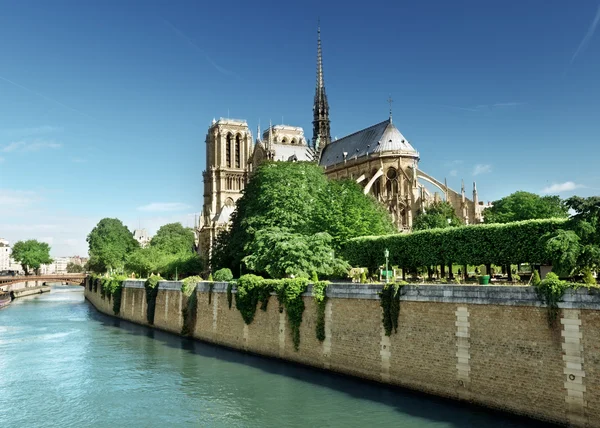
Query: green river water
[{"left": 0, "top": 286, "right": 551, "bottom": 427}]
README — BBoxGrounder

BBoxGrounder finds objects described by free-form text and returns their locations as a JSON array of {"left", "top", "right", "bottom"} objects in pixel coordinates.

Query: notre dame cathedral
[{"left": 197, "top": 25, "right": 487, "bottom": 263}]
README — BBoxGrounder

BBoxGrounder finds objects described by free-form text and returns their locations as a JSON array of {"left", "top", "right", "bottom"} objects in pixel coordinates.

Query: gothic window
[
  {"left": 282, "top": 137, "right": 288, "bottom": 144},
  {"left": 386, "top": 168, "right": 398, "bottom": 195},
  {"left": 235, "top": 134, "right": 241, "bottom": 168},
  {"left": 291, "top": 138, "right": 297, "bottom": 145},
  {"left": 226, "top": 134, "right": 232, "bottom": 168}
]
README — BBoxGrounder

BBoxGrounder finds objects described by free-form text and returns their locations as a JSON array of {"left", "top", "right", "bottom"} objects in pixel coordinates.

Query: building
[
  {"left": 198, "top": 25, "right": 484, "bottom": 262},
  {"left": 0, "top": 238, "right": 11, "bottom": 272},
  {"left": 133, "top": 229, "right": 151, "bottom": 248}
]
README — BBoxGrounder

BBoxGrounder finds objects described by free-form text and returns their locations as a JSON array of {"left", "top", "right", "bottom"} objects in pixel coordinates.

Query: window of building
[
  {"left": 235, "top": 135, "right": 241, "bottom": 168},
  {"left": 226, "top": 134, "right": 232, "bottom": 168}
]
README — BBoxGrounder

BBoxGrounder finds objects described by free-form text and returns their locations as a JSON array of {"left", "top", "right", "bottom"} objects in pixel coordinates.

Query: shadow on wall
[{"left": 86, "top": 309, "right": 554, "bottom": 428}]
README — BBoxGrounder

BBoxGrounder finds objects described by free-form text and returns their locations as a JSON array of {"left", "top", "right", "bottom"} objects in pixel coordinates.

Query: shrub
[
  {"left": 582, "top": 268, "right": 597, "bottom": 286},
  {"left": 213, "top": 268, "right": 233, "bottom": 282},
  {"left": 207, "top": 273, "right": 214, "bottom": 282},
  {"left": 536, "top": 272, "right": 568, "bottom": 326},
  {"left": 531, "top": 270, "right": 541, "bottom": 286},
  {"left": 360, "top": 270, "right": 367, "bottom": 284}
]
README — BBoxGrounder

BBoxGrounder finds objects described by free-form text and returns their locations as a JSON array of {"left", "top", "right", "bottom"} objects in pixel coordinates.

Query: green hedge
[{"left": 341, "top": 218, "right": 569, "bottom": 272}]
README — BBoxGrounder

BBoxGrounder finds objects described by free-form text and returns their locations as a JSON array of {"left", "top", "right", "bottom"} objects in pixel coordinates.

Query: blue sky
[{"left": 1, "top": 0, "right": 599, "bottom": 256}]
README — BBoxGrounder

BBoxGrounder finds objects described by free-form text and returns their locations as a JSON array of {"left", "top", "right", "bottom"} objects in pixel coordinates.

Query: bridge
[{"left": 0, "top": 274, "right": 86, "bottom": 288}]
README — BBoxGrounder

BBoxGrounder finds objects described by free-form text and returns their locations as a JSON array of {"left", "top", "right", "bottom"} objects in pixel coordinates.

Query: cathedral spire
[{"left": 313, "top": 20, "right": 331, "bottom": 154}]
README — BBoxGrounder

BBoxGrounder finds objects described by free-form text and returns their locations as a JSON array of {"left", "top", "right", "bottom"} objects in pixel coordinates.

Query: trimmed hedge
[{"left": 341, "top": 218, "right": 569, "bottom": 272}]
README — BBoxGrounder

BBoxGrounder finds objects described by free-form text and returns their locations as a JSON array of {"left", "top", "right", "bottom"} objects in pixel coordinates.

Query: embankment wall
[{"left": 84, "top": 281, "right": 600, "bottom": 427}]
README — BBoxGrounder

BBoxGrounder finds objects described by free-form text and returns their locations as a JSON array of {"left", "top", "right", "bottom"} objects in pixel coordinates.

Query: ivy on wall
[
  {"left": 379, "top": 283, "right": 405, "bottom": 336},
  {"left": 181, "top": 275, "right": 202, "bottom": 336},
  {"left": 145, "top": 275, "right": 162, "bottom": 324},
  {"left": 313, "top": 281, "right": 329, "bottom": 342}
]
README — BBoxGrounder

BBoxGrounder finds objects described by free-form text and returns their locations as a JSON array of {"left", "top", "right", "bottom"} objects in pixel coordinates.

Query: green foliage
[
  {"left": 310, "top": 271, "right": 319, "bottom": 283},
  {"left": 342, "top": 218, "right": 569, "bottom": 274},
  {"left": 531, "top": 270, "right": 541, "bottom": 286},
  {"left": 11, "top": 240, "right": 53, "bottom": 275},
  {"left": 379, "top": 283, "right": 403, "bottom": 336},
  {"left": 564, "top": 196, "right": 600, "bottom": 273},
  {"left": 539, "top": 229, "right": 581, "bottom": 277},
  {"left": 181, "top": 275, "right": 202, "bottom": 336},
  {"left": 66, "top": 262, "right": 84, "bottom": 273},
  {"left": 275, "top": 278, "right": 309, "bottom": 351},
  {"left": 208, "top": 273, "right": 214, "bottom": 282},
  {"left": 234, "top": 275, "right": 308, "bottom": 350},
  {"left": 243, "top": 227, "right": 350, "bottom": 279},
  {"left": 150, "top": 223, "right": 196, "bottom": 255},
  {"left": 87, "top": 218, "right": 139, "bottom": 273},
  {"left": 313, "top": 281, "right": 329, "bottom": 341},
  {"left": 360, "top": 270, "right": 367, "bottom": 284},
  {"left": 483, "top": 191, "right": 568, "bottom": 224},
  {"left": 213, "top": 268, "right": 234, "bottom": 282},
  {"left": 144, "top": 274, "right": 162, "bottom": 324},
  {"left": 582, "top": 268, "right": 596, "bottom": 286},
  {"left": 413, "top": 201, "right": 462, "bottom": 231},
  {"left": 95, "top": 274, "right": 126, "bottom": 314},
  {"left": 125, "top": 247, "right": 203, "bottom": 280},
  {"left": 212, "top": 162, "right": 394, "bottom": 274},
  {"left": 535, "top": 272, "right": 568, "bottom": 326}
]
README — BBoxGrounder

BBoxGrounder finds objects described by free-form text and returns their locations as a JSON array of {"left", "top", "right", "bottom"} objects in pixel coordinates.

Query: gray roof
[
  {"left": 271, "top": 144, "right": 314, "bottom": 162},
  {"left": 319, "top": 119, "right": 417, "bottom": 168}
]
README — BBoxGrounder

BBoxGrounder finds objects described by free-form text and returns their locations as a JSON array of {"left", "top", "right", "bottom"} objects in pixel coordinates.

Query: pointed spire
[
  {"left": 388, "top": 95, "right": 393, "bottom": 123},
  {"left": 461, "top": 179, "right": 466, "bottom": 202},
  {"left": 313, "top": 19, "right": 331, "bottom": 153},
  {"left": 268, "top": 119, "right": 273, "bottom": 151}
]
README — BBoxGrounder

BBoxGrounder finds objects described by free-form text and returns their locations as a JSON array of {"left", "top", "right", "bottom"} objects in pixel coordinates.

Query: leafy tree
[
  {"left": 150, "top": 223, "right": 196, "bottom": 255},
  {"left": 213, "top": 268, "right": 234, "bottom": 282},
  {"left": 413, "top": 201, "right": 462, "bottom": 231},
  {"left": 564, "top": 196, "right": 600, "bottom": 272},
  {"left": 483, "top": 191, "right": 568, "bottom": 223},
  {"left": 242, "top": 227, "right": 350, "bottom": 279},
  {"left": 213, "top": 162, "right": 394, "bottom": 274},
  {"left": 87, "top": 218, "right": 139, "bottom": 273},
  {"left": 66, "top": 262, "right": 84, "bottom": 273},
  {"left": 539, "top": 229, "right": 581, "bottom": 277},
  {"left": 11, "top": 240, "right": 53, "bottom": 275}
]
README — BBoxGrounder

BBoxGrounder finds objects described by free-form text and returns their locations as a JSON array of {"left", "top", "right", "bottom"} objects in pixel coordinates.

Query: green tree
[
  {"left": 483, "top": 191, "right": 568, "bottom": 223},
  {"left": 413, "top": 201, "right": 462, "bottom": 230},
  {"left": 87, "top": 218, "right": 139, "bottom": 273},
  {"left": 242, "top": 227, "right": 350, "bottom": 279},
  {"left": 66, "top": 262, "right": 84, "bottom": 273},
  {"left": 11, "top": 240, "right": 53, "bottom": 275},
  {"left": 539, "top": 229, "right": 581, "bottom": 277},
  {"left": 565, "top": 196, "right": 600, "bottom": 272},
  {"left": 150, "top": 223, "right": 196, "bottom": 255},
  {"left": 213, "top": 162, "right": 394, "bottom": 274}
]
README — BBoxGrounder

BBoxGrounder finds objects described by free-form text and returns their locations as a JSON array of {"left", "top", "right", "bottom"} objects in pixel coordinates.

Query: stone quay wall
[{"left": 84, "top": 281, "right": 600, "bottom": 427}]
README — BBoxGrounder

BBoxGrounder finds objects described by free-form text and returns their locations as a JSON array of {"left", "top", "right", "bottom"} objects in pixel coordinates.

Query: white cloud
[
  {"left": 39, "top": 236, "right": 54, "bottom": 245},
  {"left": 137, "top": 202, "right": 191, "bottom": 212},
  {"left": 72, "top": 157, "right": 87, "bottom": 163},
  {"left": 0, "top": 156, "right": 4, "bottom": 163},
  {"left": 0, "top": 189, "right": 39, "bottom": 207},
  {"left": 541, "top": 181, "right": 584, "bottom": 194},
  {"left": 0, "top": 125, "right": 62, "bottom": 138},
  {"left": 449, "top": 169, "right": 458, "bottom": 177},
  {"left": 473, "top": 164, "right": 492, "bottom": 176},
  {"left": 1, "top": 139, "right": 62, "bottom": 153}
]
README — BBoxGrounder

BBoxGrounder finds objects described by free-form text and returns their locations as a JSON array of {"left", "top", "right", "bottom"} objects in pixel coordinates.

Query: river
[{"left": 0, "top": 286, "right": 550, "bottom": 427}]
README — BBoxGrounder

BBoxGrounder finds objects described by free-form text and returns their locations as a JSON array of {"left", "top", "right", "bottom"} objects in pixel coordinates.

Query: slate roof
[
  {"left": 319, "top": 119, "right": 418, "bottom": 168},
  {"left": 271, "top": 144, "right": 314, "bottom": 162}
]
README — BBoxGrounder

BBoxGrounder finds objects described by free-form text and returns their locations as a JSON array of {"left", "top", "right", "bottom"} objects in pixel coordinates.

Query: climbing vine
[
  {"left": 227, "top": 282, "right": 233, "bottom": 309},
  {"left": 535, "top": 272, "right": 568, "bottom": 326},
  {"left": 276, "top": 278, "right": 309, "bottom": 351},
  {"left": 181, "top": 275, "right": 202, "bottom": 336},
  {"left": 145, "top": 274, "right": 162, "bottom": 325},
  {"left": 235, "top": 275, "right": 267, "bottom": 324},
  {"left": 208, "top": 282, "right": 214, "bottom": 305},
  {"left": 313, "top": 281, "right": 329, "bottom": 342},
  {"left": 379, "top": 282, "right": 406, "bottom": 336}
]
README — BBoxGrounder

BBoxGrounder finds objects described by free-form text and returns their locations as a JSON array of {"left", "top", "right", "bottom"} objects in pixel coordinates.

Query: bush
[
  {"left": 536, "top": 272, "right": 568, "bottom": 326},
  {"left": 213, "top": 268, "right": 233, "bottom": 282},
  {"left": 531, "top": 270, "right": 541, "bottom": 286},
  {"left": 582, "top": 268, "right": 596, "bottom": 286}
]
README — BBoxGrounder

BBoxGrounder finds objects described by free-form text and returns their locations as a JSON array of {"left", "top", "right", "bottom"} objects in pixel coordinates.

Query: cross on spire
[{"left": 388, "top": 95, "right": 393, "bottom": 123}]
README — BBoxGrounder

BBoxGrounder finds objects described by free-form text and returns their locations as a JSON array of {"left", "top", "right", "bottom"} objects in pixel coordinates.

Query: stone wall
[{"left": 84, "top": 281, "right": 600, "bottom": 427}]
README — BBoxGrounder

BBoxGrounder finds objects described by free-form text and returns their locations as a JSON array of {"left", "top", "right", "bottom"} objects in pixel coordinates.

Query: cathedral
[{"left": 197, "top": 26, "right": 486, "bottom": 262}]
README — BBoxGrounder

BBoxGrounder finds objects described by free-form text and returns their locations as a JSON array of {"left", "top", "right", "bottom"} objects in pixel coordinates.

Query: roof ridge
[{"left": 328, "top": 119, "right": 389, "bottom": 146}]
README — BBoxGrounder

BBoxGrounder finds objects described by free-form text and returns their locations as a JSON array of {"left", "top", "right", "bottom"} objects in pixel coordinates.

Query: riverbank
[
  {"left": 11, "top": 286, "right": 52, "bottom": 299},
  {"left": 85, "top": 280, "right": 600, "bottom": 427}
]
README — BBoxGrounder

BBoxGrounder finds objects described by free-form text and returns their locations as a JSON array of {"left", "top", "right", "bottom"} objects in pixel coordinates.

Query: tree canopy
[
  {"left": 66, "top": 262, "right": 85, "bottom": 273},
  {"left": 483, "top": 191, "right": 568, "bottom": 223},
  {"left": 412, "top": 201, "right": 462, "bottom": 231},
  {"left": 150, "top": 223, "right": 196, "bottom": 254},
  {"left": 212, "top": 161, "right": 394, "bottom": 277},
  {"left": 11, "top": 240, "right": 53, "bottom": 275},
  {"left": 87, "top": 218, "right": 139, "bottom": 273}
]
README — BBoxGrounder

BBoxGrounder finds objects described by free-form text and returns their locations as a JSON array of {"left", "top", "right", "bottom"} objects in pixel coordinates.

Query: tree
[
  {"left": 213, "top": 162, "right": 394, "bottom": 274},
  {"left": 483, "top": 191, "right": 568, "bottom": 223},
  {"left": 150, "top": 223, "right": 196, "bottom": 255},
  {"left": 564, "top": 196, "right": 600, "bottom": 273},
  {"left": 11, "top": 240, "right": 53, "bottom": 275},
  {"left": 413, "top": 201, "right": 462, "bottom": 231},
  {"left": 242, "top": 227, "right": 350, "bottom": 279},
  {"left": 66, "top": 262, "right": 84, "bottom": 273},
  {"left": 539, "top": 229, "right": 581, "bottom": 277},
  {"left": 87, "top": 218, "right": 139, "bottom": 273}
]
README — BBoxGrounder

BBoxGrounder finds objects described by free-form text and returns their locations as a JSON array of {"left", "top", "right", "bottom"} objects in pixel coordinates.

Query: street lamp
[{"left": 384, "top": 248, "right": 390, "bottom": 283}]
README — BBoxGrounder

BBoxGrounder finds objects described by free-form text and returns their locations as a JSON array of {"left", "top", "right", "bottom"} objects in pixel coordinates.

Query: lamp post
[{"left": 384, "top": 248, "right": 390, "bottom": 283}]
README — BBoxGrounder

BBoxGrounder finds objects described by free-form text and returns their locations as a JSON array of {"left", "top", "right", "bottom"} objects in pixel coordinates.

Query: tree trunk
[
  {"left": 507, "top": 265, "right": 513, "bottom": 282},
  {"left": 463, "top": 264, "right": 468, "bottom": 281},
  {"left": 402, "top": 268, "right": 406, "bottom": 281},
  {"left": 448, "top": 263, "right": 454, "bottom": 279},
  {"left": 485, "top": 263, "right": 492, "bottom": 277},
  {"left": 427, "top": 266, "right": 433, "bottom": 280},
  {"left": 441, "top": 264, "right": 446, "bottom": 278}
]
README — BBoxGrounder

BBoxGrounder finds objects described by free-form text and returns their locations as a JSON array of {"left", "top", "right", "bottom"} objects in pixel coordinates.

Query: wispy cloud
[
  {"left": 137, "top": 202, "right": 191, "bottom": 212},
  {"left": 0, "top": 190, "right": 39, "bottom": 207},
  {"left": 442, "top": 102, "right": 524, "bottom": 112},
  {"left": 571, "top": 4, "right": 600, "bottom": 64},
  {"left": 449, "top": 169, "right": 458, "bottom": 177},
  {"left": 1, "top": 140, "right": 62, "bottom": 153},
  {"left": 0, "top": 156, "right": 4, "bottom": 163},
  {"left": 72, "top": 157, "right": 87, "bottom": 163},
  {"left": 164, "top": 19, "right": 238, "bottom": 78},
  {"left": 0, "top": 75, "right": 94, "bottom": 120},
  {"left": 473, "top": 164, "right": 492, "bottom": 176},
  {"left": 0, "top": 126, "right": 62, "bottom": 138},
  {"left": 542, "top": 181, "right": 584, "bottom": 194}
]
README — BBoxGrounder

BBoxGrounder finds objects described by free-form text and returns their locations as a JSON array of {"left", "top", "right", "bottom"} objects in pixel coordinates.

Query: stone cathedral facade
[{"left": 197, "top": 26, "right": 487, "bottom": 262}]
